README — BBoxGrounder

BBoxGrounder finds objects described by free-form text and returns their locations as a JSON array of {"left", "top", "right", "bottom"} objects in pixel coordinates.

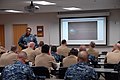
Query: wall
[
  {"left": 108, "top": 10, "right": 120, "bottom": 45},
  {"left": 0, "top": 9, "right": 120, "bottom": 51},
  {"left": 0, "top": 13, "right": 59, "bottom": 49}
]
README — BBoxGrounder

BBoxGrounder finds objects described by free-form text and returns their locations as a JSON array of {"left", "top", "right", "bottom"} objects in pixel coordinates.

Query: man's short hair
[
  {"left": 26, "top": 27, "right": 32, "bottom": 31},
  {"left": 79, "top": 45, "right": 86, "bottom": 52},
  {"left": 11, "top": 45, "right": 17, "bottom": 52},
  {"left": 61, "top": 39, "right": 66, "bottom": 44},
  {"left": 69, "top": 48, "right": 78, "bottom": 56},
  {"left": 28, "top": 42, "right": 35, "bottom": 48},
  {"left": 41, "top": 44, "right": 50, "bottom": 53},
  {"left": 18, "top": 51, "right": 27, "bottom": 59},
  {"left": 51, "top": 46, "right": 57, "bottom": 52},
  {"left": 90, "top": 41, "right": 95, "bottom": 48},
  {"left": 78, "top": 51, "right": 88, "bottom": 61},
  {"left": 39, "top": 41, "right": 44, "bottom": 46}
]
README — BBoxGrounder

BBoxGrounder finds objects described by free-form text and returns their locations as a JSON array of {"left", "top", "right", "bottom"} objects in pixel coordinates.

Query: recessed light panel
[
  {"left": 63, "top": 7, "right": 81, "bottom": 10},
  {"left": 32, "top": 1, "right": 56, "bottom": 5},
  {"left": 5, "top": 10, "right": 23, "bottom": 13}
]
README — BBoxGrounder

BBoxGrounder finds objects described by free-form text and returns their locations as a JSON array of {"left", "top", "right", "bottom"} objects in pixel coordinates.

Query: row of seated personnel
[
  {"left": 0, "top": 40, "right": 99, "bottom": 68},
  {"left": 0, "top": 63, "right": 120, "bottom": 80},
  {"left": 0, "top": 51, "right": 98, "bottom": 80},
  {"left": 2, "top": 40, "right": 98, "bottom": 79},
  {"left": 0, "top": 43, "right": 97, "bottom": 67},
  {"left": 0, "top": 51, "right": 120, "bottom": 80},
  {"left": 0, "top": 38, "right": 120, "bottom": 66},
  {"left": 0, "top": 41, "right": 120, "bottom": 78},
  {"left": 0, "top": 40, "right": 120, "bottom": 69},
  {"left": 0, "top": 40, "right": 120, "bottom": 68},
  {"left": 0, "top": 46, "right": 119, "bottom": 79}
]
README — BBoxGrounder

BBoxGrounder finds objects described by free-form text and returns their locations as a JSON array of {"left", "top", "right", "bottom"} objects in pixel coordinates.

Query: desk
[
  {"left": 98, "top": 62, "right": 104, "bottom": 65},
  {"left": 98, "top": 56, "right": 105, "bottom": 62},
  {"left": 94, "top": 68, "right": 118, "bottom": 73},
  {"left": 98, "top": 56, "right": 105, "bottom": 59},
  {"left": 94, "top": 68, "right": 118, "bottom": 80}
]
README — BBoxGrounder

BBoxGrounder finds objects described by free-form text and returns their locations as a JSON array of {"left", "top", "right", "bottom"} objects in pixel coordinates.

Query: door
[
  {"left": 0, "top": 24, "right": 5, "bottom": 47},
  {"left": 13, "top": 24, "right": 27, "bottom": 51}
]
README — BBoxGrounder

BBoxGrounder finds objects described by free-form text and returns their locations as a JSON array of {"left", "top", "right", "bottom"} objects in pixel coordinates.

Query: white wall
[
  {"left": 0, "top": 13, "right": 59, "bottom": 49},
  {"left": 0, "top": 9, "right": 120, "bottom": 50},
  {"left": 108, "top": 10, "right": 120, "bottom": 45}
]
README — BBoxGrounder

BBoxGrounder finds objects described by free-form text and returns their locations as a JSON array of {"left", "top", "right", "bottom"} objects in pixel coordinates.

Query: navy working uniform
[
  {"left": 2, "top": 61, "right": 36, "bottom": 80},
  {"left": 64, "top": 62, "right": 98, "bottom": 80},
  {"left": 18, "top": 34, "right": 38, "bottom": 49}
]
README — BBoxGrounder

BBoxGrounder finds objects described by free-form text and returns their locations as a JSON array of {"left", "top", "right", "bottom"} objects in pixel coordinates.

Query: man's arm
[
  {"left": 33, "top": 36, "right": 38, "bottom": 48},
  {"left": 18, "top": 35, "right": 27, "bottom": 49}
]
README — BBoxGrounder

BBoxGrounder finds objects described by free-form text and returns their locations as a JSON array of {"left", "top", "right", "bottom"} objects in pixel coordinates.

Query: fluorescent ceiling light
[
  {"left": 63, "top": 7, "right": 82, "bottom": 10},
  {"left": 33, "top": 1, "right": 56, "bottom": 5},
  {"left": 5, "top": 10, "right": 23, "bottom": 13}
]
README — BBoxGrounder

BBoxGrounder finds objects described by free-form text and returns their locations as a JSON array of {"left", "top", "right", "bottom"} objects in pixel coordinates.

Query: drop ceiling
[{"left": 0, "top": 0, "right": 120, "bottom": 13}]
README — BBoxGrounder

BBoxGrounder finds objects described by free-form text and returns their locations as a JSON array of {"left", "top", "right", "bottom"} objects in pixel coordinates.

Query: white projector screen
[{"left": 60, "top": 17, "right": 107, "bottom": 45}]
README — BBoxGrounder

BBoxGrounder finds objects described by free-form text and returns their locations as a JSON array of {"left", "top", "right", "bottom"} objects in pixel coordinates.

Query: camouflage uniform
[
  {"left": 18, "top": 34, "right": 38, "bottom": 49},
  {"left": 64, "top": 62, "right": 98, "bottom": 80},
  {"left": 2, "top": 61, "right": 36, "bottom": 80}
]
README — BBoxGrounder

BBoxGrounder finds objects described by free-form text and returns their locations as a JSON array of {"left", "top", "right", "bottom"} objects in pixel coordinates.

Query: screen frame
[{"left": 59, "top": 16, "right": 107, "bottom": 46}]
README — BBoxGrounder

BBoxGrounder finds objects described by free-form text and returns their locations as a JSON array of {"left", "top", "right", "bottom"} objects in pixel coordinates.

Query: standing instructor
[{"left": 18, "top": 27, "right": 38, "bottom": 49}]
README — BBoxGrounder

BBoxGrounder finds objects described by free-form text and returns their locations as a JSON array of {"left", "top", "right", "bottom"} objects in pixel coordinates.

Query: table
[
  {"left": 94, "top": 68, "right": 118, "bottom": 80},
  {"left": 98, "top": 62, "right": 105, "bottom": 65},
  {"left": 94, "top": 68, "right": 118, "bottom": 73},
  {"left": 98, "top": 56, "right": 105, "bottom": 59}
]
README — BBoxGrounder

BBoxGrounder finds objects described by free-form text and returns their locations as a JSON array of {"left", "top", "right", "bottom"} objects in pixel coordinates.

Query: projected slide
[
  {"left": 68, "top": 21, "right": 97, "bottom": 40},
  {"left": 60, "top": 17, "right": 106, "bottom": 45}
]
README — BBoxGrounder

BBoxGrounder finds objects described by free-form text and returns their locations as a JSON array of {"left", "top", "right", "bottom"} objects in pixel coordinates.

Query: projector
[
  {"left": 24, "top": 1, "right": 39, "bottom": 13},
  {"left": 24, "top": 5, "right": 39, "bottom": 13}
]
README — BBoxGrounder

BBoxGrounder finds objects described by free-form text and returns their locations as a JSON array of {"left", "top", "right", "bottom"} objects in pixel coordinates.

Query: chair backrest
[
  {"left": 101, "top": 51, "right": 107, "bottom": 55},
  {"left": 31, "top": 66, "right": 50, "bottom": 79},
  {"left": 0, "top": 67, "right": 4, "bottom": 72},
  {"left": 59, "top": 67, "right": 68, "bottom": 79},
  {"left": 104, "top": 64, "right": 118, "bottom": 80},
  {"left": 104, "top": 64, "right": 117, "bottom": 69}
]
